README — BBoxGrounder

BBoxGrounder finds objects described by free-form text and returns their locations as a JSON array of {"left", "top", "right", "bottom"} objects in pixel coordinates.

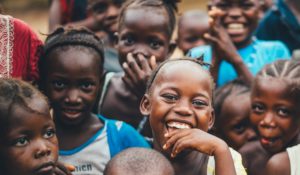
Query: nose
[
  {"left": 34, "top": 140, "right": 51, "bottom": 159},
  {"left": 64, "top": 89, "right": 82, "bottom": 104},
  {"left": 260, "top": 112, "right": 276, "bottom": 128},
  {"left": 246, "top": 128, "right": 257, "bottom": 141},
  {"left": 227, "top": 6, "right": 242, "bottom": 19},
  {"left": 173, "top": 100, "right": 193, "bottom": 117},
  {"left": 132, "top": 45, "right": 150, "bottom": 58}
]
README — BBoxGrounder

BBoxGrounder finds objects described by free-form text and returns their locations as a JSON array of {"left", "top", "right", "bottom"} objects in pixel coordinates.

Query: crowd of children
[{"left": 0, "top": 0, "right": 299, "bottom": 174}]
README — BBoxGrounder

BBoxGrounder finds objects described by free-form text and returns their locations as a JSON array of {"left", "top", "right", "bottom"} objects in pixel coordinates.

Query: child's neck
[
  {"left": 171, "top": 151, "right": 208, "bottom": 175},
  {"left": 55, "top": 113, "right": 103, "bottom": 150},
  {"left": 285, "top": 0, "right": 300, "bottom": 23}
]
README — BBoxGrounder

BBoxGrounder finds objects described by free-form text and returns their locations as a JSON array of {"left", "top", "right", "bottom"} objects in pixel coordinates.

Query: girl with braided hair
[
  {"left": 140, "top": 58, "right": 246, "bottom": 175},
  {"left": 39, "top": 26, "right": 149, "bottom": 175},
  {"left": 98, "top": 0, "right": 179, "bottom": 137},
  {"left": 240, "top": 59, "right": 300, "bottom": 175}
]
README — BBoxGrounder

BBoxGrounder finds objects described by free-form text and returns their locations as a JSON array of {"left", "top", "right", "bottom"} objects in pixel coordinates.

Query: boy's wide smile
[{"left": 166, "top": 121, "right": 193, "bottom": 133}]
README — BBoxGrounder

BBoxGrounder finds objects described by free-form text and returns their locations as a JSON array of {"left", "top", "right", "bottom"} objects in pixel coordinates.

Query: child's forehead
[{"left": 123, "top": 7, "right": 169, "bottom": 27}]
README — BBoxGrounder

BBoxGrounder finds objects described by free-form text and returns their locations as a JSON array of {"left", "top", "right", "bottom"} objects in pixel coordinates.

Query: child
[
  {"left": 98, "top": 0, "right": 177, "bottom": 136},
  {"left": 256, "top": 0, "right": 300, "bottom": 52},
  {"left": 177, "top": 10, "right": 209, "bottom": 55},
  {"left": 265, "top": 144, "right": 300, "bottom": 175},
  {"left": 104, "top": 148, "right": 175, "bottom": 175},
  {"left": 189, "top": 0, "right": 290, "bottom": 87},
  {"left": 140, "top": 58, "right": 246, "bottom": 175},
  {"left": 0, "top": 78, "right": 73, "bottom": 175},
  {"left": 213, "top": 79, "right": 257, "bottom": 151},
  {"left": 240, "top": 59, "right": 300, "bottom": 175},
  {"left": 39, "top": 27, "right": 149, "bottom": 175}
]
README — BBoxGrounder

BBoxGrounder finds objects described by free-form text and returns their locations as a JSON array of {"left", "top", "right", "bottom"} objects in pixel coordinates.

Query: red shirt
[{"left": 0, "top": 15, "right": 42, "bottom": 82}]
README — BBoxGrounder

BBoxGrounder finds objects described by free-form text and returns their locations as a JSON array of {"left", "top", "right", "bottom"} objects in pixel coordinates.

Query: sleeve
[
  {"left": 13, "top": 18, "right": 43, "bottom": 82},
  {"left": 118, "top": 121, "right": 151, "bottom": 149}
]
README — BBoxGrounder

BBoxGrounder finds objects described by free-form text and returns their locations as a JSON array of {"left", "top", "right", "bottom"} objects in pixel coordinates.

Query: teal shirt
[{"left": 188, "top": 39, "right": 291, "bottom": 87}]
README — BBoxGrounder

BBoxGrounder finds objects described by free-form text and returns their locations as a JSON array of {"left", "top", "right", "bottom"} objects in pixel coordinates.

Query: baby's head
[
  {"left": 117, "top": 0, "right": 179, "bottom": 66},
  {"left": 88, "top": 0, "right": 125, "bottom": 37},
  {"left": 213, "top": 79, "right": 256, "bottom": 150},
  {"left": 0, "top": 78, "right": 58, "bottom": 175},
  {"left": 177, "top": 10, "right": 209, "bottom": 55},
  {"left": 39, "top": 27, "right": 104, "bottom": 126},
  {"left": 209, "top": 0, "right": 262, "bottom": 48},
  {"left": 251, "top": 59, "right": 300, "bottom": 154},
  {"left": 140, "top": 58, "right": 215, "bottom": 157},
  {"left": 104, "top": 148, "right": 174, "bottom": 175}
]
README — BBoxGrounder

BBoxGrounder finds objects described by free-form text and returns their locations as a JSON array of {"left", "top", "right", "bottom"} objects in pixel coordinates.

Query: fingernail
[
  {"left": 164, "top": 133, "right": 169, "bottom": 137},
  {"left": 171, "top": 153, "right": 175, "bottom": 158},
  {"left": 163, "top": 144, "right": 167, "bottom": 149}
]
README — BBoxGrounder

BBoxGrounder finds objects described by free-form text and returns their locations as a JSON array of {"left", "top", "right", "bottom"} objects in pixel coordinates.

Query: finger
[
  {"left": 65, "top": 164, "right": 75, "bottom": 172},
  {"left": 123, "top": 62, "right": 138, "bottom": 84},
  {"left": 203, "top": 33, "right": 219, "bottom": 44},
  {"left": 122, "top": 74, "right": 136, "bottom": 91},
  {"left": 149, "top": 56, "right": 157, "bottom": 70},
  {"left": 164, "top": 129, "right": 191, "bottom": 149},
  {"left": 171, "top": 137, "right": 194, "bottom": 158},
  {"left": 137, "top": 54, "right": 151, "bottom": 73},
  {"left": 126, "top": 53, "right": 142, "bottom": 75}
]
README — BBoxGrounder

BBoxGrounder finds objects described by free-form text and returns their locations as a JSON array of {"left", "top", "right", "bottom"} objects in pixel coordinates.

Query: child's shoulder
[
  {"left": 240, "top": 140, "right": 265, "bottom": 157},
  {"left": 253, "top": 39, "right": 291, "bottom": 59}
]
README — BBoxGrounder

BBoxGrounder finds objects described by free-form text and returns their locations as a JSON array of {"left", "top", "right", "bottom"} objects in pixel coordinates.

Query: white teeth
[
  {"left": 167, "top": 122, "right": 191, "bottom": 129},
  {"left": 227, "top": 23, "right": 244, "bottom": 30}
]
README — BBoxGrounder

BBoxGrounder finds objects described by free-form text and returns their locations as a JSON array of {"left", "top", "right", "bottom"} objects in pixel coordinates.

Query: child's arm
[
  {"left": 122, "top": 53, "right": 156, "bottom": 98},
  {"left": 164, "top": 129, "right": 237, "bottom": 175},
  {"left": 204, "top": 7, "right": 253, "bottom": 86}
]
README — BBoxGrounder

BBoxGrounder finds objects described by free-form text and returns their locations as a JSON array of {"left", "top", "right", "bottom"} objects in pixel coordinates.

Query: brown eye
[
  {"left": 15, "top": 137, "right": 29, "bottom": 147},
  {"left": 251, "top": 103, "right": 264, "bottom": 114}
]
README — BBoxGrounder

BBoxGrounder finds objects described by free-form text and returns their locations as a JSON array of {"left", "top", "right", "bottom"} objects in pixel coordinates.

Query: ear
[
  {"left": 113, "top": 32, "right": 119, "bottom": 49},
  {"left": 140, "top": 94, "right": 151, "bottom": 116},
  {"left": 208, "top": 108, "right": 215, "bottom": 130},
  {"left": 167, "top": 42, "right": 177, "bottom": 58}
]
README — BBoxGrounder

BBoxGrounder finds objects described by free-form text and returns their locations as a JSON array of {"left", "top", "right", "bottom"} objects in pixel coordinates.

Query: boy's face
[
  {"left": 45, "top": 49, "right": 102, "bottom": 126},
  {"left": 90, "top": 0, "right": 123, "bottom": 35},
  {"left": 250, "top": 78, "right": 300, "bottom": 154},
  {"left": 140, "top": 62, "right": 214, "bottom": 156},
  {"left": 210, "top": 0, "right": 261, "bottom": 46},
  {"left": 178, "top": 17, "right": 209, "bottom": 55},
  {"left": 117, "top": 8, "right": 171, "bottom": 66},
  {"left": 0, "top": 98, "right": 58, "bottom": 175},
  {"left": 218, "top": 93, "right": 256, "bottom": 150}
]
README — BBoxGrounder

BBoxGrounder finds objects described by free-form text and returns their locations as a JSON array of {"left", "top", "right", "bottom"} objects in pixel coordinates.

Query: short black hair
[
  {"left": 0, "top": 78, "right": 49, "bottom": 134},
  {"left": 118, "top": 0, "right": 180, "bottom": 39},
  {"left": 104, "top": 148, "right": 175, "bottom": 175}
]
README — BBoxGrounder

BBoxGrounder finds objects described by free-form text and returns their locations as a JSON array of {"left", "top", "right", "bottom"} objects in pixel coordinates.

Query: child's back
[{"left": 39, "top": 27, "right": 149, "bottom": 175}]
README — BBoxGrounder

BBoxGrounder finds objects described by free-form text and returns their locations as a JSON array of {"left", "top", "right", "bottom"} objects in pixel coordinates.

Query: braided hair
[
  {"left": 118, "top": 0, "right": 180, "bottom": 39},
  {"left": 0, "top": 78, "right": 49, "bottom": 133},
  {"left": 255, "top": 59, "right": 300, "bottom": 101},
  {"left": 145, "top": 57, "right": 214, "bottom": 95},
  {"left": 39, "top": 26, "right": 105, "bottom": 90}
]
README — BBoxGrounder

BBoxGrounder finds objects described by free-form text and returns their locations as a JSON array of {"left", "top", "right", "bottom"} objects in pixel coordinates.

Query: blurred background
[{"left": 0, "top": 0, "right": 208, "bottom": 40}]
